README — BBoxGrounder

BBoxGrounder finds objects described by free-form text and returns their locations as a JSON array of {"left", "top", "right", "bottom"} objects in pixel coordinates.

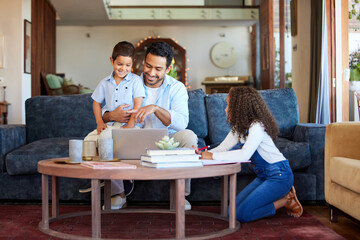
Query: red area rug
[{"left": 0, "top": 205, "right": 343, "bottom": 239}]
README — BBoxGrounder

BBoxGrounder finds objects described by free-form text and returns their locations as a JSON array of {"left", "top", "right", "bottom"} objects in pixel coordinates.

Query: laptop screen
[{"left": 112, "top": 128, "right": 168, "bottom": 159}]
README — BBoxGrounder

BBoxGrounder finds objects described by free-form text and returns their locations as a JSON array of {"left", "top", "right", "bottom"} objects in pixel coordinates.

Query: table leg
[
  {"left": 3, "top": 111, "right": 7, "bottom": 124},
  {"left": 175, "top": 179, "right": 185, "bottom": 238},
  {"left": 91, "top": 179, "right": 101, "bottom": 238},
  {"left": 221, "top": 175, "right": 229, "bottom": 217},
  {"left": 175, "top": 179, "right": 185, "bottom": 239},
  {"left": 104, "top": 180, "right": 111, "bottom": 210},
  {"left": 51, "top": 176, "right": 59, "bottom": 218},
  {"left": 170, "top": 180, "right": 175, "bottom": 211},
  {"left": 229, "top": 173, "right": 237, "bottom": 229},
  {"left": 41, "top": 174, "right": 49, "bottom": 229}
]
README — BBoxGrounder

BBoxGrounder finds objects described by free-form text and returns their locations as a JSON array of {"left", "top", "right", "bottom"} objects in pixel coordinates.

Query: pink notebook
[{"left": 81, "top": 161, "right": 137, "bottom": 169}]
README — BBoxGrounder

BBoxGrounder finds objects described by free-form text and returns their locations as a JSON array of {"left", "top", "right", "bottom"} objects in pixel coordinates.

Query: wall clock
[{"left": 210, "top": 42, "right": 237, "bottom": 69}]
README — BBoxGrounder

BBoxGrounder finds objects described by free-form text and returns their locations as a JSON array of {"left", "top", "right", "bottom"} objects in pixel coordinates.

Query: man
[{"left": 103, "top": 41, "right": 198, "bottom": 210}]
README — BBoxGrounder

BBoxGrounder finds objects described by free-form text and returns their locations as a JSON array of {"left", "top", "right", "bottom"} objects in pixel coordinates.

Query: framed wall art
[
  {"left": 290, "top": 0, "right": 298, "bottom": 36},
  {"left": 24, "top": 20, "right": 31, "bottom": 73}
]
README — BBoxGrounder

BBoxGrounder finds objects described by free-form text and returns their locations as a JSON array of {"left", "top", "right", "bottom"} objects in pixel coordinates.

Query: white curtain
[{"left": 315, "top": 0, "right": 330, "bottom": 124}]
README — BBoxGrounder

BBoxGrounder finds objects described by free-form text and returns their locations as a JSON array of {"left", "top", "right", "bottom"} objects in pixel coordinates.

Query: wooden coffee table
[{"left": 38, "top": 158, "right": 241, "bottom": 239}]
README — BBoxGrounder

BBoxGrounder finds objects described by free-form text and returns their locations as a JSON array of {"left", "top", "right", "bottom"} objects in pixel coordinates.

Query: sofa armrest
[
  {"left": 0, "top": 125, "right": 26, "bottom": 173},
  {"left": 324, "top": 122, "right": 360, "bottom": 202},
  {"left": 293, "top": 123, "right": 326, "bottom": 200}
]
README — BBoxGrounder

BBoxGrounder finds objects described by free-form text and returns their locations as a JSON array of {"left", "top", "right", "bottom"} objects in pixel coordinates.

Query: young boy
[
  {"left": 92, "top": 41, "right": 144, "bottom": 134},
  {"left": 83, "top": 41, "right": 145, "bottom": 208}
]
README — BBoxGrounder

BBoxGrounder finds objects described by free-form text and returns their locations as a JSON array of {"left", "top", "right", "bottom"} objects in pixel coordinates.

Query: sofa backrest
[
  {"left": 205, "top": 88, "right": 299, "bottom": 145},
  {"left": 26, "top": 90, "right": 209, "bottom": 143},
  {"left": 187, "top": 89, "right": 208, "bottom": 139},
  {"left": 26, "top": 94, "right": 96, "bottom": 143},
  {"left": 259, "top": 88, "right": 299, "bottom": 139}
]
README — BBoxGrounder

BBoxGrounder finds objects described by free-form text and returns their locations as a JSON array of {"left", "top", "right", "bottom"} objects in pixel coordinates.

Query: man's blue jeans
[{"left": 235, "top": 160, "right": 293, "bottom": 222}]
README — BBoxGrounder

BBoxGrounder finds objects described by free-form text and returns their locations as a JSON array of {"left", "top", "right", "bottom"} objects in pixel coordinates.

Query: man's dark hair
[
  {"left": 145, "top": 41, "right": 174, "bottom": 68},
  {"left": 112, "top": 41, "right": 135, "bottom": 61}
]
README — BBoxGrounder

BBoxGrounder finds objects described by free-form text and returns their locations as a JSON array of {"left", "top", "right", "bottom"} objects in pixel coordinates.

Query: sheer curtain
[{"left": 309, "top": 0, "right": 330, "bottom": 124}]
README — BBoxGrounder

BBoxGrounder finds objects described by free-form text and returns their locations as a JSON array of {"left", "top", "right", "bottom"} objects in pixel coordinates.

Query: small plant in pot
[{"left": 349, "top": 49, "right": 360, "bottom": 91}]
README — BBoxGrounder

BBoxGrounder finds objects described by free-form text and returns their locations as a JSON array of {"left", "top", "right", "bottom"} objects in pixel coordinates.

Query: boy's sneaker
[
  {"left": 185, "top": 199, "right": 191, "bottom": 210},
  {"left": 110, "top": 195, "right": 127, "bottom": 210}
]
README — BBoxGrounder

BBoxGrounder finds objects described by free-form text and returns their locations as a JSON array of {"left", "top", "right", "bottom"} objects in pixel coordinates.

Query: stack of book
[{"left": 140, "top": 148, "right": 203, "bottom": 168}]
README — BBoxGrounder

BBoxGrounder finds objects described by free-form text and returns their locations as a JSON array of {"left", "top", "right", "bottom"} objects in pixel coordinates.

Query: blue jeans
[{"left": 235, "top": 160, "right": 293, "bottom": 222}]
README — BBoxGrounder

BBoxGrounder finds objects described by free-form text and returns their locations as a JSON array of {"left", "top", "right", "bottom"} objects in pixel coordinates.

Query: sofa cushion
[
  {"left": 205, "top": 93, "right": 230, "bottom": 145},
  {"left": 26, "top": 94, "right": 96, "bottom": 143},
  {"left": 187, "top": 89, "right": 208, "bottom": 139},
  {"left": 330, "top": 157, "right": 360, "bottom": 194},
  {"left": 5, "top": 137, "right": 81, "bottom": 175},
  {"left": 274, "top": 137, "right": 311, "bottom": 170},
  {"left": 259, "top": 88, "right": 299, "bottom": 140},
  {"left": 46, "top": 74, "right": 63, "bottom": 89}
]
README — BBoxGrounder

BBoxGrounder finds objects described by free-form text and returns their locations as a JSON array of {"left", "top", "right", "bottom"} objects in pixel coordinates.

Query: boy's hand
[
  {"left": 96, "top": 122, "right": 107, "bottom": 134},
  {"left": 200, "top": 150, "right": 213, "bottom": 160}
]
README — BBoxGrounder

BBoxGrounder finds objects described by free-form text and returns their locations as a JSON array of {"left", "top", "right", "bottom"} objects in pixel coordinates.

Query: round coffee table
[{"left": 38, "top": 158, "right": 241, "bottom": 239}]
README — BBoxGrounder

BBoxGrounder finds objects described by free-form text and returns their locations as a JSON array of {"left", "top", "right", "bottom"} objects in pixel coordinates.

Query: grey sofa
[{"left": 0, "top": 88, "right": 326, "bottom": 203}]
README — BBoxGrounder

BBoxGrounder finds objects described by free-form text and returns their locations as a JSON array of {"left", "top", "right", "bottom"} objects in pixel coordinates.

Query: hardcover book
[
  {"left": 140, "top": 161, "right": 203, "bottom": 169},
  {"left": 145, "top": 148, "right": 195, "bottom": 156},
  {"left": 81, "top": 161, "right": 137, "bottom": 169},
  {"left": 140, "top": 154, "right": 200, "bottom": 163}
]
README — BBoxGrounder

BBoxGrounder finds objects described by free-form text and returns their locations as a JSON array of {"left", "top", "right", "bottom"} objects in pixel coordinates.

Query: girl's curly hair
[{"left": 227, "top": 87, "right": 279, "bottom": 141}]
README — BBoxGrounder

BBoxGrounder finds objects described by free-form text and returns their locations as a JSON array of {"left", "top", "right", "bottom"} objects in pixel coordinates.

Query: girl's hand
[
  {"left": 192, "top": 145, "right": 201, "bottom": 155},
  {"left": 96, "top": 122, "right": 107, "bottom": 134},
  {"left": 200, "top": 150, "right": 213, "bottom": 160}
]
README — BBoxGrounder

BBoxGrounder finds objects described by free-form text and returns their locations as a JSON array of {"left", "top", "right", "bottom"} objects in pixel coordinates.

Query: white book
[
  {"left": 141, "top": 154, "right": 200, "bottom": 163},
  {"left": 145, "top": 148, "right": 195, "bottom": 156},
  {"left": 141, "top": 160, "right": 203, "bottom": 168},
  {"left": 202, "top": 159, "right": 250, "bottom": 166}
]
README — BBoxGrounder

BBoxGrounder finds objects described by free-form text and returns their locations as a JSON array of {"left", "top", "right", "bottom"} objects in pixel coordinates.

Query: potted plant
[{"left": 349, "top": 49, "right": 360, "bottom": 91}]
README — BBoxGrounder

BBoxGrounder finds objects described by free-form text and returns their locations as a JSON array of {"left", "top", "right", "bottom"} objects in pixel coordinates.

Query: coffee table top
[{"left": 38, "top": 158, "right": 241, "bottom": 180}]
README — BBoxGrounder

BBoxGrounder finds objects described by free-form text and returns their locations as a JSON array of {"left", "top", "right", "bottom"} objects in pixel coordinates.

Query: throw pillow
[
  {"left": 62, "top": 78, "right": 74, "bottom": 86},
  {"left": 80, "top": 88, "right": 94, "bottom": 94},
  {"left": 46, "top": 74, "right": 63, "bottom": 89}
]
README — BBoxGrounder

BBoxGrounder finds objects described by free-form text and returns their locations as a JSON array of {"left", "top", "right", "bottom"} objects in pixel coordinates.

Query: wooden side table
[
  {"left": 0, "top": 101, "right": 10, "bottom": 124},
  {"left": 201, "top": 76, "right": 252, "bottom": 94}
]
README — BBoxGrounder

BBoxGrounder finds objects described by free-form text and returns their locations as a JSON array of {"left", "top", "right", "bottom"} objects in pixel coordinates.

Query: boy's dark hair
[
  {"left": 112, "top": 41, "right": 135, "bottom": 61},
  {"left": 145, "top": 41, "right": 173, "bottom": 68}
]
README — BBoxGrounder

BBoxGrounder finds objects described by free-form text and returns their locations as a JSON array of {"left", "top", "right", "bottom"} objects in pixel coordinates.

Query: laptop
[{"left": 112, "top": 128, "right": 168, "bottom": 160}]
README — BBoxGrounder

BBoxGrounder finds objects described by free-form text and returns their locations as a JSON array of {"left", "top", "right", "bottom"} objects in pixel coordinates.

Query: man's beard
[{"left": 144, "top": 73, "right": 164, "bottom": 87}]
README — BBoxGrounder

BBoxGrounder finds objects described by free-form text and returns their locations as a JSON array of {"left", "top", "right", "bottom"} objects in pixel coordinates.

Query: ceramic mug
[
  {"left": 99, "top": 138, "right": 113, "bottom": 161},
  {"left": 83, "top": 140, "right": 97, "bottom": 159},
  {"left": 69, "top": 139, "right": 83, "bottom": 163}
]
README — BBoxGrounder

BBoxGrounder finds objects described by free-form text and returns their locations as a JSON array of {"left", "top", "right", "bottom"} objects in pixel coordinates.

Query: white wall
[
  {"left": 291, "top": 0, "right": 311, "bottom": 123},
  {"left": 0, "top": 0, "right": 31, "bottom": 124},
  {"left": 56, "top": 25, "right": 251, "bottom": 91}
]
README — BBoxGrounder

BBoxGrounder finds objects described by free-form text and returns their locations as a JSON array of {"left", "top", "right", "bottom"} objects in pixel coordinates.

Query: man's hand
[
  {"left": 104, "top": 104, "right": 131, "bottom": 123},
  {"left": 134, "top": 105, "right": 157, "bottom": 124}
]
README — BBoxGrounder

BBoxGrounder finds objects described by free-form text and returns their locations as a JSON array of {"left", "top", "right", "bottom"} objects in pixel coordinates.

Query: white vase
[
  {"left": 349, "top": 81, "right": 360, "bottom": 121},
  {"left": 349, "top": 81, "right": 360, "bottom": 92}
]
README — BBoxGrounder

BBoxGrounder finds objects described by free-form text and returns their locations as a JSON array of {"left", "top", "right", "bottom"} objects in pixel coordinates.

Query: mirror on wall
[{"left": 133, "top": 38, "right": 186, "bottom": 84}]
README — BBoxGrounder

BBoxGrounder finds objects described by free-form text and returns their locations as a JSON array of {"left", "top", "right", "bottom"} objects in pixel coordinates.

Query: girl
[{"left": 200, "top": 86, "right": 303, "bottom": 222}]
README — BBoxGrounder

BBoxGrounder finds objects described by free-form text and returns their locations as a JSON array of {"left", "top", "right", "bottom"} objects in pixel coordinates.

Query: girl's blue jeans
[{"left": 235, "top": 160, "right": 293, "bottom": 222}]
